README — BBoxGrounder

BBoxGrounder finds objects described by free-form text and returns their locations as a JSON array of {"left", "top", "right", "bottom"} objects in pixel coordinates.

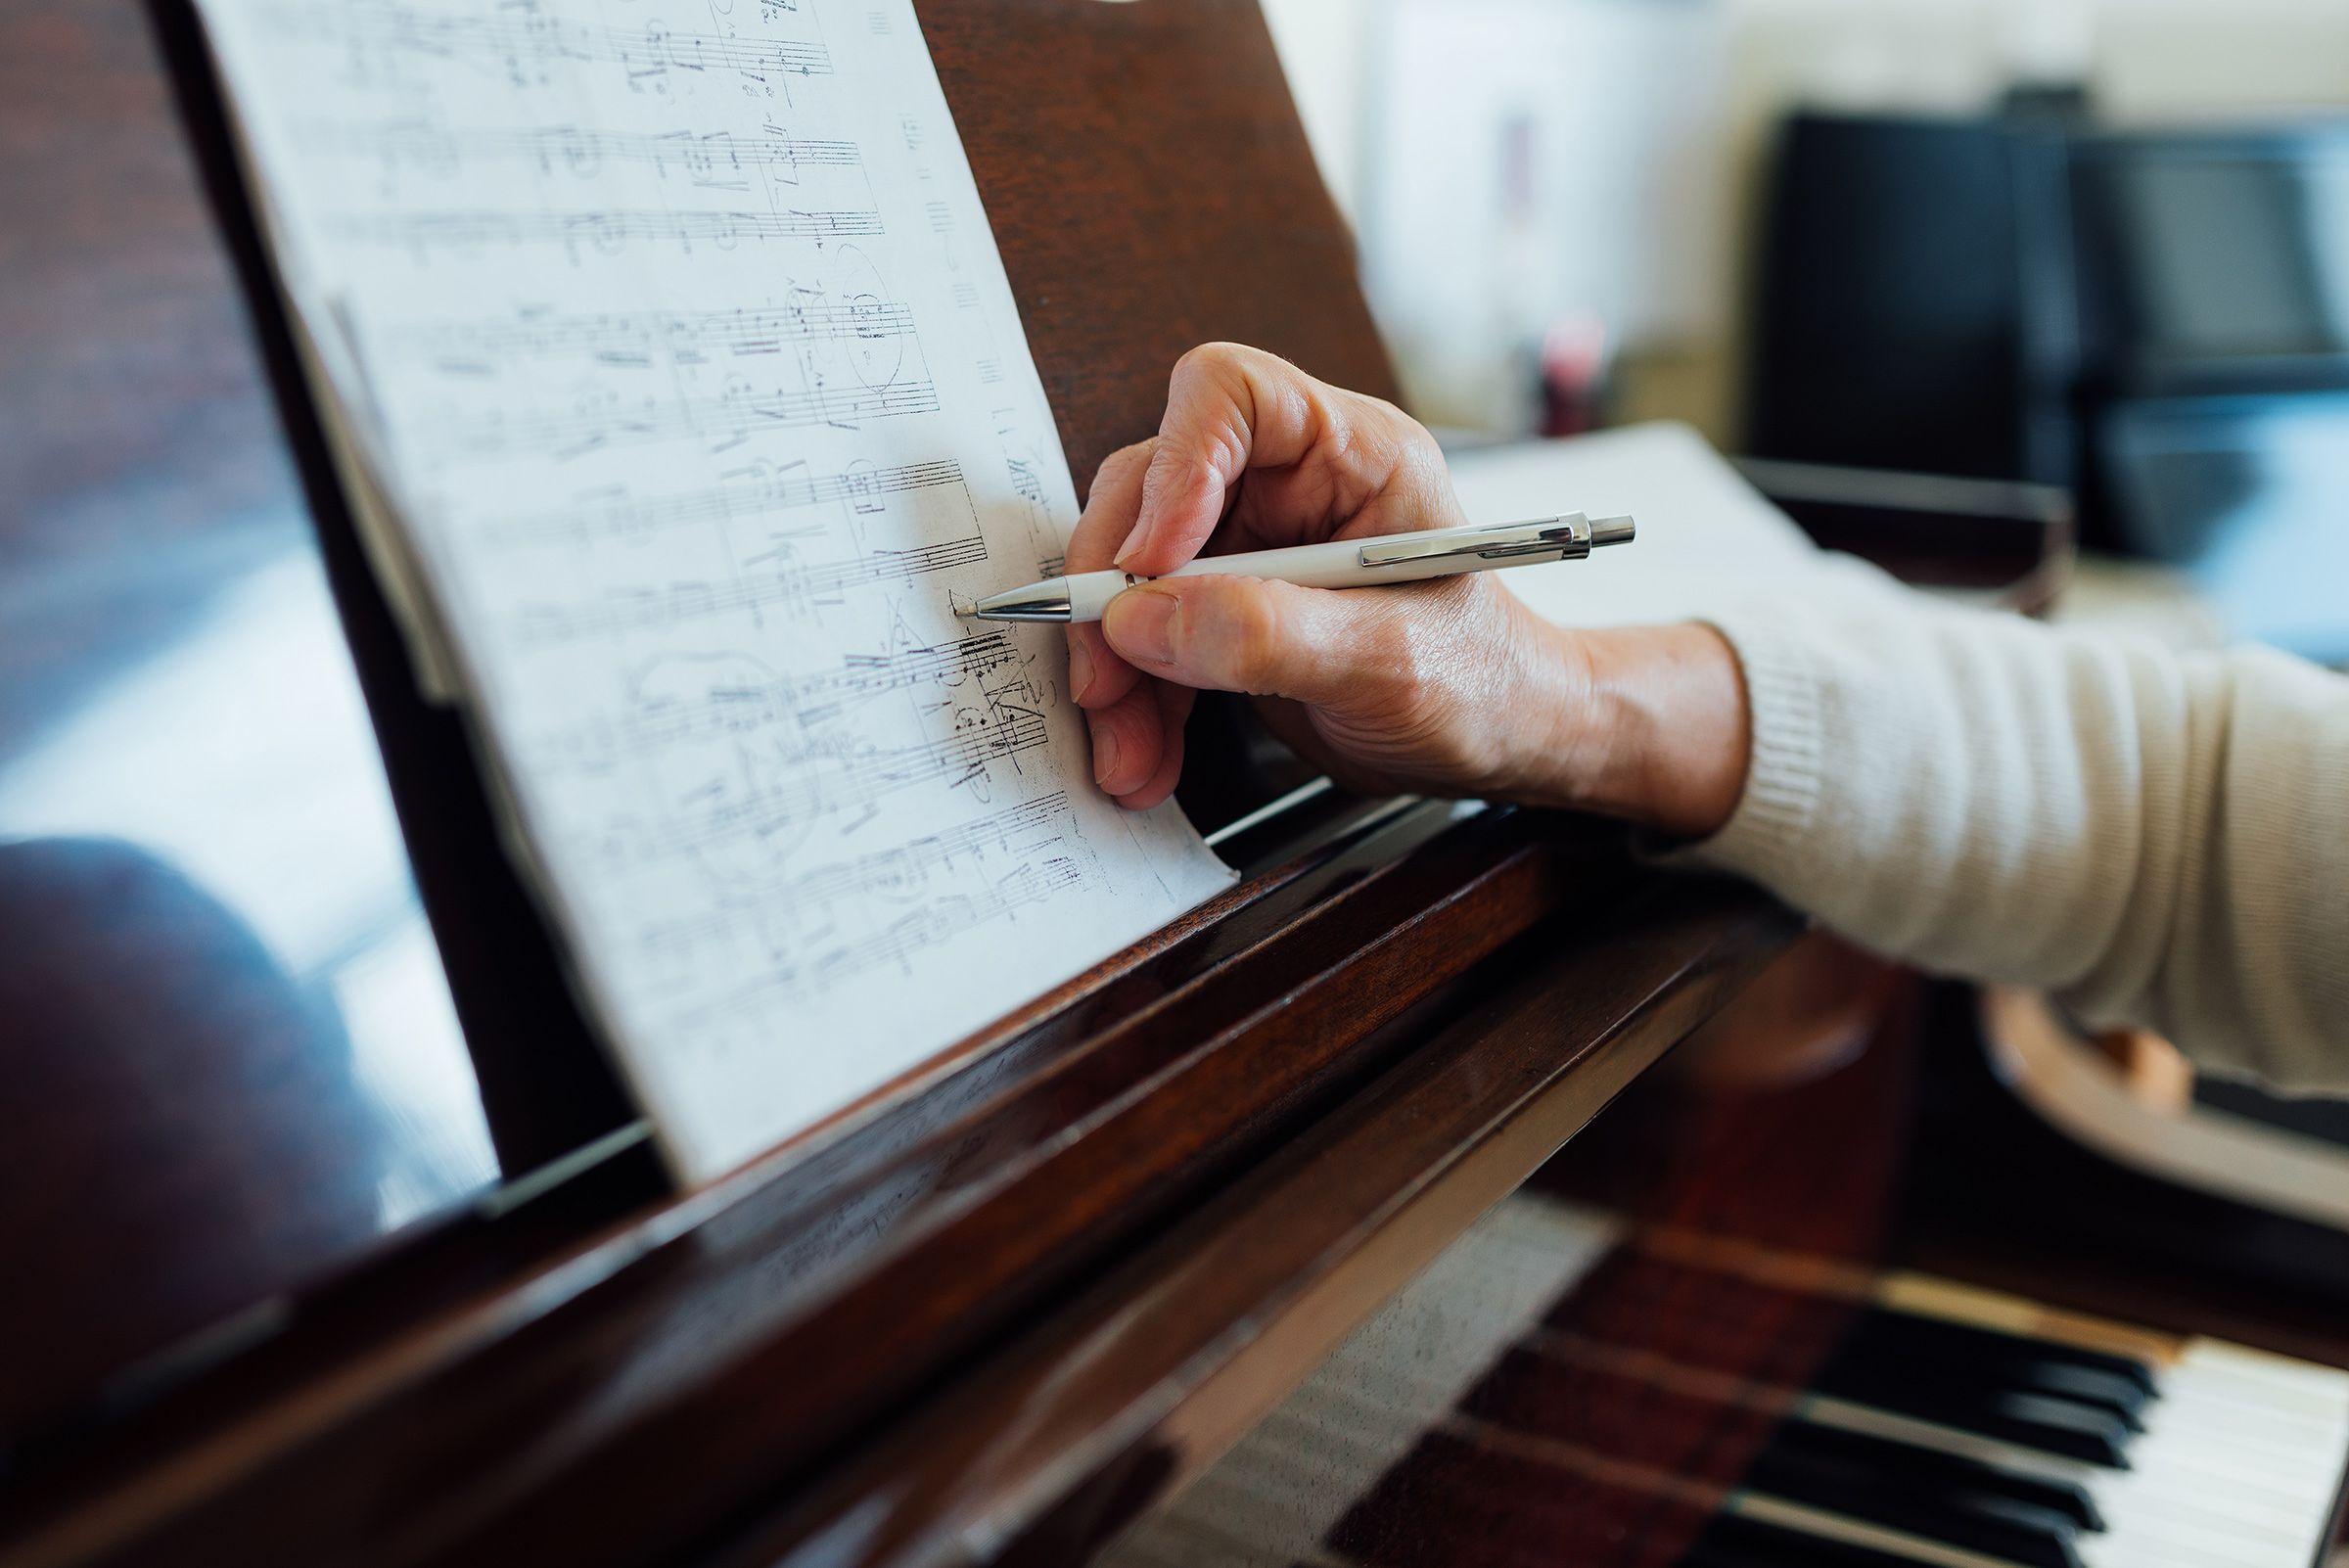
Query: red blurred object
[{"left": 1539, "top": 311, "right": 1609, "bottom": 437}]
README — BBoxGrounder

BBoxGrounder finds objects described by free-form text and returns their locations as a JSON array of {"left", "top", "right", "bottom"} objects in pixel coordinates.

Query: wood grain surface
[{"left": 0, "top": 7, "right": 2192, "bottom": 1568}]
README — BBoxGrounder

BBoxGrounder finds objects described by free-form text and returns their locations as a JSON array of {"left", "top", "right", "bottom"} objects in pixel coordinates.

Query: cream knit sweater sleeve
[{"left": 1681, "top": 562, "right": 2349, "bottom": 1093}]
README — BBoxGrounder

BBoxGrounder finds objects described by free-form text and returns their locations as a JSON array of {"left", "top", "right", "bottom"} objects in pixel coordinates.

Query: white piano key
[{"left": 1108, "top": 1198, "right": 2349, "bottom": 1568}]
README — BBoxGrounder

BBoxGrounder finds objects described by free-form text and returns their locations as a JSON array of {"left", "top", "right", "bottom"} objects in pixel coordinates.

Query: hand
[{"left": 1065, "top": 344, "right": 1752, "bottom": 838}]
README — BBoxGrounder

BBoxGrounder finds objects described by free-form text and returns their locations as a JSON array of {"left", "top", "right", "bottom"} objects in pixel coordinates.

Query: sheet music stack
[{"left": 192, "top": 0, "right": 1234, "bottom": 1183}]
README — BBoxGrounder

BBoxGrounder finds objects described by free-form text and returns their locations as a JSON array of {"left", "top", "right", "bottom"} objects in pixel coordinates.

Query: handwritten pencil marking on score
[{"left": 196, "top": 0, "right": 1235, "bottom": 1179}]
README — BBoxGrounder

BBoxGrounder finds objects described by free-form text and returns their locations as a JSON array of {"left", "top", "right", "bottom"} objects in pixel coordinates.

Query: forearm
[
  {"left": 1073, "top": 346, "right": 2348, "bottom": 1086},
  {"left": 1640, "top": 572, "right": 2349, "bottom": 1088}
]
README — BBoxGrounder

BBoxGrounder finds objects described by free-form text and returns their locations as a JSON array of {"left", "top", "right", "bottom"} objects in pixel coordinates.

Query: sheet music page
[
  {"left": 193, "top": 0, "right": 1236, "bottom": 1182},
  {"left": 1448, "top": 425, "right": 1823, "bottom": 631}
]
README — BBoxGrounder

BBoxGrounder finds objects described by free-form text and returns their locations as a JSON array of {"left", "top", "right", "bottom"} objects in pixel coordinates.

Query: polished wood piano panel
[
  {"left": 0, "top": 1, "right": 1796, "bottom": 1562},
  {"left": 2, "top": 2, "right": 2340, "bottom": 1567}
]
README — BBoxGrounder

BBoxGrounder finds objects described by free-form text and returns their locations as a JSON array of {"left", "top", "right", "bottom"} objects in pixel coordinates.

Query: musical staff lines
[
  {"left": 333, "top": 208, "right": 884, "bottom": 254},
  {"left": 664, "top": 854, "right": 1084, "bottom": 1024},
  {"left": 618, "top": 705, "right": 1052, "bottom": 863},
  {"left": 426, "top": 378, "right": 940, "bottom": 462},
  {"left": 491, "top": 461, "right": 968, "bottom": 548},
  {"left": 806, "top": 629, "right": 1017, "bottom": 717},
  {"left": 639, "top": 792, "right": 1074, "bottom": 956},
  {"left": 534, "top": 630, "right": 1019, "bottom": 767},
  {"left": 807, "top": 857, "right": 1082, "bottom": 987},
  {"left": 392, "top": 299, "right": 916, "bottom": 375},
  {"left": 511, "top": 533, "right": 988, "bottom": 643},
  {"left": 269, "top": 4, "right": 836, "bottom": 82},
  {"left": 198, "top": 0, "right": 1239, "bottom": 1179},
  {"left": 318, "top": 122, "right": 862, "bottom": 184}
]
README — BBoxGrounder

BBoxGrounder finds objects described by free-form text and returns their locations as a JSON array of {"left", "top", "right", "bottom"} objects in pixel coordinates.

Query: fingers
[
  {"left": 1069, "top": 441, "right": 1188, "bottom": 810},
  {"left": 1114, "top": 682, "right": 1193, "bottom": 811},
  {"left": 1069, "top": 440, "right": 1154, "bottom": 574},
  {"left": 1115, "top": 344, "right": 1437, "bottom": 576},
  {"left": 1066, "top": 440, "right": 1152, "bottom": 715},
  {"left": 1083, "top": 671, "right": 1195, "bottom": 808},
  {"left": 1070, "top": 346, "right": 1464, "bottom": 811},
  {"left": 1084, "top": 678, "right": 1162, "bottom": 798},
  {"left": 1100, "top": 575, "right": 1415, "bottom": 711}
]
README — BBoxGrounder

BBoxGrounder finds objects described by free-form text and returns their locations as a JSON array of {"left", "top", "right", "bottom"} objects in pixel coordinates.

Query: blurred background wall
[{"left": 1259, "top": 0, "right": 2349, "bottom": 439}]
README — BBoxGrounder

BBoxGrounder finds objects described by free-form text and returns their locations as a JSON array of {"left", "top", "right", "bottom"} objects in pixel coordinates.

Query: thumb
[{"left": 1100, "top": 576, "right": 1403, "bottom": 710}]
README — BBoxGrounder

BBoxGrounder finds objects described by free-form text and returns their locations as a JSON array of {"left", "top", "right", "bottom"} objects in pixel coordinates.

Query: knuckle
[
  {"left": 1362, "top": 392, "right": 1437, "bottom": 447},
  {"left": 1137, "top": 440, "right": 1198, "bottom": 508},
  {"left": 1071, "top": 440, "right": 1158, "bottom": 568},
  {"left": 1168, "top": 345, "right": 1231, "bottom": 405},
  {"left": 1352, "top": 392, "right": 1433, "bottom": 452},
  {"left": 1402, "top": 425, "right": 1448, "bottom": 479},
  {"left": 1092, "top": 438, "right": 1154, "bottom": 492},
  {"left": 1174, "top": 341, "right": 1250, "bottom": 382}
]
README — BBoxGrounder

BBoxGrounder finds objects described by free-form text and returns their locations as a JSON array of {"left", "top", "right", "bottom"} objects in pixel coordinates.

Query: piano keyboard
[{"left": 1105, "top": 1195, "right": 2349, "bottom": 1568}]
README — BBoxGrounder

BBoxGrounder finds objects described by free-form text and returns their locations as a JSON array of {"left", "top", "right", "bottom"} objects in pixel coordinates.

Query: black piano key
[
  {"left": 1808, "top": 1366, "right": 2136, "bottom": 1466},
  {"left": 1676, "top": 1511, "right": 1961, "bottom": 1568},
  {"left": 1742, "top": 1441, "right": 2085, "bottom": 1568},
  {"left": 1836, "top": 1309, "right": 2159, "bottom": 1400},
  {"left": 1822, "top": 1322, "right": 2152, "bottom": 1433},
  {"left": 1820, "top": 1357, "right": 2148, "bottom": 1439},
  {"left": 1772, "top": 1417, "right": 2106, "bottom": 1533},
  {"left": 1844, "top": 1356, "right": 2147, "bottom": 1432},
  {"left": 2008, "top": 1364, "right": 2151, "bottom": 1430}
]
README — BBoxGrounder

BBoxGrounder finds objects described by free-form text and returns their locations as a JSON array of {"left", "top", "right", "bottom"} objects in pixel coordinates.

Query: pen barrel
[
  {"left": 1060, "top": 548, "right": 1391, "bottom": 623},
  {"left": 1061, "top": 546, "right": 1392, "bottom": 620},
  {"left": 1056, "top": 517, "right": 1631, "bottom": 622},
  {"left": 1167, "top": 541, "right": 1407, "bottom": 590},
  {"left": 1064, "top": 570, "right": 1144, "bottom": 621}
]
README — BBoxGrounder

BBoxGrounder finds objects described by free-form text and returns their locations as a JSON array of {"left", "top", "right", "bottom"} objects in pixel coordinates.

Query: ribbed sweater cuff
[{"left": 1669, "top": 607, "right": 1827, "bottom": 886}]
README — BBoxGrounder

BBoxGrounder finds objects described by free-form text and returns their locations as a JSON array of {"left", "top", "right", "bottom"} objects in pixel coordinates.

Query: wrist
[{"left": 1527, "top": 621, "right": 1751, "bottom": 839}]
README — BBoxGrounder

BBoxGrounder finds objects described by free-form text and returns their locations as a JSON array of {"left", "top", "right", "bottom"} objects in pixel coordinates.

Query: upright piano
[{"left": 3, "top": 3, "right": 2346, "bottom": 1566}]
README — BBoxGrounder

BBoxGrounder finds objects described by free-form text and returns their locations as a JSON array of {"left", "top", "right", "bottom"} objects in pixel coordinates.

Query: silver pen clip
[{"left": 1357, "top": 513, "right": 1632, "bottom": 570}]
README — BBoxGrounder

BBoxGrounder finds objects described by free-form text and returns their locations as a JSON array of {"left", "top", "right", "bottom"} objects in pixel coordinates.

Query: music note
[{"left": 193, "top": 0, "right": 1235, "bottom": 1182}]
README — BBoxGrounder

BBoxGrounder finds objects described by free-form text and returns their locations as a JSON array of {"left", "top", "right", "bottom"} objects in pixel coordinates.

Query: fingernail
[
  {"left": 1068, "top": 637, "right": 1095, "bottom": 704},
  {"left": 1112, "top": 520, "right": 1155, "bottom": 572},
  {"left": 1105, "top": 587, "right": 1178, "bottom": 666},
  {"left": 1088, "top": 718, "right": 1121, "bottom": 789}
]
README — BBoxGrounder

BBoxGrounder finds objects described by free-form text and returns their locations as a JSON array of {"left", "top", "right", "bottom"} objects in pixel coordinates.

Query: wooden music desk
[{"left": 0, "top": 4, "right": 2157, "bottom": 1566}]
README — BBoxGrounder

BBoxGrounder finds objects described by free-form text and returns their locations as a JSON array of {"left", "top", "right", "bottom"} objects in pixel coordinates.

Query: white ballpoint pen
[{"left": 961, "top": 513, "right": 1636, "bottom": 623}]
